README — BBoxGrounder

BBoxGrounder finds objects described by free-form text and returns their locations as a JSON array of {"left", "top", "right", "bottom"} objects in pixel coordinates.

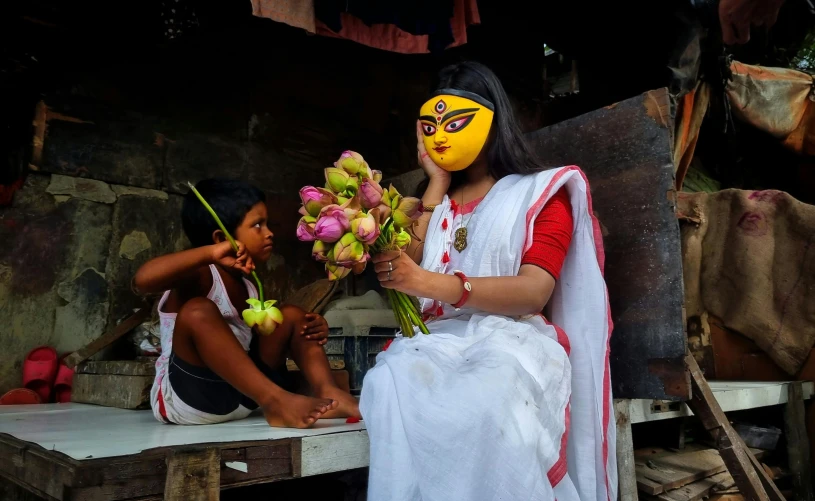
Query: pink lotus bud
[
  {"left": 336, "top": 151, "right": 368, "bottom": 176},
  {"left": 392, "top": 197, "right": 422, "bottom": 228},
  {"left": 333, "top": 232, "right": 365, "bottom": 266},
  {"left": 325, "top": 168, "right": 350, "bottom": 194},
  {"left": 359, "top": 179, "right": 384, "bottom": 209},
  {"left": 326, "top": 262, "right": 351, "bottom": 281},
  {"left": 351, "top": 212, "right": 380, "bottom": 245},
  {"left": 299, "top": 186, "right": 337, "bottom": 217},
  {"left": 312, "top": 240, "right": 330, "bottom": 262},
  {"left": 296, "top": 216, "right": 317, "bottom": 241},
  {"left": 314, "top": 205, "right": 349, "bottom": 243}
]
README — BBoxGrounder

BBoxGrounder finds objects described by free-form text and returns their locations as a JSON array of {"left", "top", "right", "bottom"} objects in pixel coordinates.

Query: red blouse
[{"left": 456, "top": 187, "right": 573, "bottom": 280}]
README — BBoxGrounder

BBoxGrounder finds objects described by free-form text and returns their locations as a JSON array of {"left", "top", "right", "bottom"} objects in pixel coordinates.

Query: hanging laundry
[
  {"left": 313, "top": 0, "right": 479, "bottom": 55},
  {"left": 250, "top": 0, "right": 317, "bottom": 34}
]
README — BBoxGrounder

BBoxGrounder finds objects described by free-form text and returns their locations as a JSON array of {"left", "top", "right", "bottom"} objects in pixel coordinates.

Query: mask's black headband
[{"left": 431, "top": 89, "right": 495, "bottom": 112}]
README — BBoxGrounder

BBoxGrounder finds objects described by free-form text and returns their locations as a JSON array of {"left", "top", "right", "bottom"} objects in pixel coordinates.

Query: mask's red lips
[{"left": 433, "top": 146, "right": 450, "bottom": 153}]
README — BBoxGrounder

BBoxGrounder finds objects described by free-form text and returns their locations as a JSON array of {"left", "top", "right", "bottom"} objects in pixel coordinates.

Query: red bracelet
[{"left": 451, "top": 270, "right": 472, "bottom": 310}]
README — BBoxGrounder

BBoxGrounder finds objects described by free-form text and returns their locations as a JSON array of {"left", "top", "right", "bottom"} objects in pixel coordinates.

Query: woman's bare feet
[
  {"left": 262, "top": 391, "right": 337, "bottom": 428},
  {"left": 316, "top": 385, "right": 361, "bottom": 419}
]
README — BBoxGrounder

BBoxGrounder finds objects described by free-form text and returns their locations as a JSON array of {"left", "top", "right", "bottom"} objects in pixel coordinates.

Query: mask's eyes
[
  {"left": 444, "top": 115, "right": 475, "bottom": 133},
  {"left": 421, "top": 123, "right": 437, "bottom": 136}
]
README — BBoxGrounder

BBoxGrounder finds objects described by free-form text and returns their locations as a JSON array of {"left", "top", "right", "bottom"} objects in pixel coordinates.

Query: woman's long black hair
[{"left": 416, "top": 61, "right": 546, "bottom": 195}]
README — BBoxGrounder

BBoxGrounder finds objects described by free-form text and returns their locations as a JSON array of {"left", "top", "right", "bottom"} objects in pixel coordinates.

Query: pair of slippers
[{"left": 0, "top": 346, "right": 74, "bottom": 405}]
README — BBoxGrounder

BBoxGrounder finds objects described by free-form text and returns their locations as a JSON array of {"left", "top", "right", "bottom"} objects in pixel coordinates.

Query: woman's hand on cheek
[{"left": 373, "top": 250, "right": 428, "bottom": 297}]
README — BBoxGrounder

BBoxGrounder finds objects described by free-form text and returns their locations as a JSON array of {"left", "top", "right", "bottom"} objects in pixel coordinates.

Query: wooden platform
[
  {"left": 1, "top": 381, "right": 812, "bottom": 500},
  {"left": 0, "top": 404, "right": 368, "bottom": 500}
]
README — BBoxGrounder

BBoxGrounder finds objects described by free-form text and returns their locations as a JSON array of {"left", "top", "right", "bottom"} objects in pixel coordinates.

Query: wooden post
[
  {"left": 685, "top": 354, "right": 783, "bottom": 501},
  {"left": 614, "top": 399, "right": 638, "bottom": 501},
  {"left": 165, "top": 449, "right": 220, "bottom": 501},
  {"left": 784, "top": 381, "right": 814, "bottom": 501}
]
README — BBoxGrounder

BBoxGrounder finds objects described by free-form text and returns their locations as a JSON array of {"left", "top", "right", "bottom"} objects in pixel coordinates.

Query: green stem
[
  {"left": 188, "top": 182, "right": 266, "bottom": 305},
  {"left": 396, "top": 291, "right": 430, "bottom": 335},
  {"left": 388, "top": 290, "right": 413, "bottom": 338}
]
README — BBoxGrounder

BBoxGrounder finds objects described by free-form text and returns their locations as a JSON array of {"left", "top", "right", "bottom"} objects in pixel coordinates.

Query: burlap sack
[{"left": 679, "top": 189, "right": 815, "bottom": 374}]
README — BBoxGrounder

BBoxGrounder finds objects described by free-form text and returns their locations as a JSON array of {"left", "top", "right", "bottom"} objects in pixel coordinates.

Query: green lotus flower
[{"left": 242, "top": 299, "right": 284, "bottom": 336}]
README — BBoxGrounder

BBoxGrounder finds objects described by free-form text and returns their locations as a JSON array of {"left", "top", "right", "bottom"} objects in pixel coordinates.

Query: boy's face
[{"left": 232, "top": 202, "right": 274, "bottom": 262}]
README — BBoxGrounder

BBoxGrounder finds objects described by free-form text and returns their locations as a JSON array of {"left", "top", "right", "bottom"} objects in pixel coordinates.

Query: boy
[{"left": 133, "top": 178, "right": 359, "bottom": 427}]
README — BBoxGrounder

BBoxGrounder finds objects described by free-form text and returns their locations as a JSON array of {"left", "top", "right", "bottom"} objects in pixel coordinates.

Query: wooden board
[
  {"left": 298, "top": 431, "right": 369, "bottom": 478},
  {"left": 644, "top": 472, "right": 733, "bottom": 501},
  {"left": 636, "top": 447, "right": 767, "bottom": 496},
  {"left": 528, "top": 88, "right": 689, "bottom": 400},
  {"left": 72, "top": 374, "right": 152, "bottom": 409},
  {"left": 164, "top": 449, "right": 220, "bottom": 501},
  {"left": 636, "top": 449, "right": 727, "bottom": 495},
  {"left": 76, "top": 360, "right": 156, "bottom": 376}
]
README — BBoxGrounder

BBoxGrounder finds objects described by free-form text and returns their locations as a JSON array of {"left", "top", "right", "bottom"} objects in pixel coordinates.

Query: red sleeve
[{"left": 521, "top": 187, "right": 573, "bottom": 280}]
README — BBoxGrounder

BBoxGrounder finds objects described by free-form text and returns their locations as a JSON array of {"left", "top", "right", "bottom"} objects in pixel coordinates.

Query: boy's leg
[
  {"left": 257, "top": 304, "right": 361, "bottom": 418},
  {"left": 173, "top": 297, "right": 337, "bottom": 427}
]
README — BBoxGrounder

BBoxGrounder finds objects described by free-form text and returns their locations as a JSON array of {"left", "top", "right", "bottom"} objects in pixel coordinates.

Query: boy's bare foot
[
  {"left": 262, "top": 392, "right": 337, "bottom": 428},
  {"left": 315, "top": 385, "right": 361, "bottom": 419}
]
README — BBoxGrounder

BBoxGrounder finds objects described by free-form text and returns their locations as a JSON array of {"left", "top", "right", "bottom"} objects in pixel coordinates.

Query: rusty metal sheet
[{"left": 528, "top": 88, "right": 690, "bottom": 400}]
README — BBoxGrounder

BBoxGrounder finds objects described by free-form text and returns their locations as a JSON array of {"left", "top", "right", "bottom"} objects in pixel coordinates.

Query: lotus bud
[
  {"left": 359, "top": 179, "right": 384, "bottom": 209},
  {"left": 334, "top": 232, "right": 365, "bottom": 266},
  {"left": 372, "top": 170, "right": 383, "bottom": 183},
  {"left": 336, "top": 150, "right": 368, "bottom": 176},
  {"left": 314, "top": 205, "right": 349, "bottom": 243},
  {"left": 242, "top": 299, "right": 284, "bottom": 336},
  {"left": 393, "top": 228, "right": 412, "bottom": 248},
  {"left": 351, "top": 212, "right": 380, "bottom": 245},
  {"left": 312, "top": 240, "right": 331, "bottom": 262},
  {"left": 392, "top": 196, "right": 422, "bottom": 228},
  {"left": 326, "top": 262, "right": 352, "bottom": 281},
  {"left": 325, "top": 167, "right": 350, "bottom": 194},
  {"left": 299, "top": 186, "right": 337, "bottom": 217},
  {"left": 296, "top": 216, "right": 317, "bottom": 242}
]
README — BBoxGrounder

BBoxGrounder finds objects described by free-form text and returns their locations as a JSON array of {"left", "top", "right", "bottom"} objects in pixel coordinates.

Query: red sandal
[
  {"left": 53, "top": 353, "right": 74, "bottom": 403},
  {"left": 22, "top": 346, "right": 58, "bottom": 403}
]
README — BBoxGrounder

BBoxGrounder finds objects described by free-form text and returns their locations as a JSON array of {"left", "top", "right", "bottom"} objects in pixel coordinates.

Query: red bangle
[{"left": 451, "top": 270, "right": 472, "bottom": 310}]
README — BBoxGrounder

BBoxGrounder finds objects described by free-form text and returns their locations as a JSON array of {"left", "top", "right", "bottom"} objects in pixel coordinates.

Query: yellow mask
[{"left": 419, "top": 89, "right": 494, "bottom": 172}]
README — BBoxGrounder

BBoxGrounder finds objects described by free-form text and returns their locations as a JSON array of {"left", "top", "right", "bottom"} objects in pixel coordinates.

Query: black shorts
[{"left": 167, "top": 337, "right": 292, "bottom": 416}]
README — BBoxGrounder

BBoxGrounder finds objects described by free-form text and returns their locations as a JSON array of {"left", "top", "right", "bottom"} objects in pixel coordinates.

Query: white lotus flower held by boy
[{"left": 242, "top": 299, "right": 284, "bottom": 336}]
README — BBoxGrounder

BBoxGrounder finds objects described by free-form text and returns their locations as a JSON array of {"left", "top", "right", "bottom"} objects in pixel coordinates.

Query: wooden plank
[
  {"left": 784, "top": 381, "right": 814, "bottom": 501},
  {"left": 71, "top": 374, "right": 152, "bottom": 409},
  {"left": 636, "top": 449, "right": 726, "bottom": 494},
  {"left": 164, "top": 449, "right": 220, "bottom": 501},
  {"left": 0, "top": 435, "right": 76, "bottom": 500},
  {"left": 629, "top": 381, "right": 815, "bottom": 424},
  {"left": 75, "top": 361, "right": 155, "bottom": 376},
  {"left": 646, "top": 472, "right": 732, "bottom": 501},
  {"left": 529, "top": 88, "right": 689, "bottom": 400},
  {"left": 615, "top": 400, "right": 639, "bottom": 500},
  {"left": 684, "top": 354, "right": 775, "bottom": 501},
  {"left": 63, "top": 307, "right": 150, "bottom": 369},
  {"left": 298, "top": 431, "right": 369, "bottom": 477},
  {"left": 284, "top": 279, "right": 338, "bottom": 314}
]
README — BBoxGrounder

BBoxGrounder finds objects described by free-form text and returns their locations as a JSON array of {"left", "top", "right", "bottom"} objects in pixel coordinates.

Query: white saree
[{"left": 359, "top": 166, "right": 616, "bottom": 501}]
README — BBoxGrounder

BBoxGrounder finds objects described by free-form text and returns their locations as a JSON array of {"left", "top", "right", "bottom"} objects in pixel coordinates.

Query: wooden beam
[
  {"left": 783, "top": 382, "right": 814, "bottom": 501},
  {"left": 164, "top": 449, "right": 220, "bottom": 501},
  {"left": 63, "top": 307, "right": 150, "bottom": 369},
  {"left": 614, "top": 400, "right": 638, "bottom": 500},
  {"left": 684, "top": 354, "right": 781, "bottom": 501}
]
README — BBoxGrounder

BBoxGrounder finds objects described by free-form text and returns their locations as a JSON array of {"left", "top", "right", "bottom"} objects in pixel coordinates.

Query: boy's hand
[
  {"left": 301, "top": 313, "right": 329, "bottom": 345},
  {"left": 211, "top": 240, "right": 255, "bottom": 275}
]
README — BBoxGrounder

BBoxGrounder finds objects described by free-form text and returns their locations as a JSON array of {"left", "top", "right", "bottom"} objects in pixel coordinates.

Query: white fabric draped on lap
[{"left": 359, "top": 167, "right": 616, "bottom": 501}]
